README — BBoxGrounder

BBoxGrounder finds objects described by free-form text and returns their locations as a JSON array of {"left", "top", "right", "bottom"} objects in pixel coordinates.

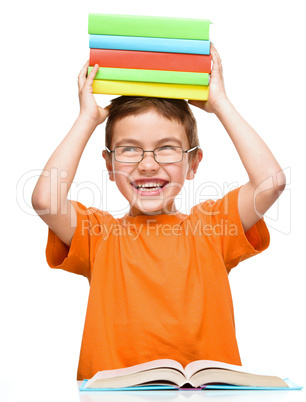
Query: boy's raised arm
[
  {"left": 32, "top": 62, "right": 109, "bottom": 247},
  {"left": 189, "top": 45, "right": 286, "bottom": 233}
]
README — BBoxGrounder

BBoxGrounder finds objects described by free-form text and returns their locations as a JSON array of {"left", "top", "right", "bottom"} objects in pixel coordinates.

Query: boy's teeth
[
  {"left": 136, "top": 182, "right": 164, "bottom": 189},
  {"left": 137, "top": 186, "right": 161, "bottom": 192}
]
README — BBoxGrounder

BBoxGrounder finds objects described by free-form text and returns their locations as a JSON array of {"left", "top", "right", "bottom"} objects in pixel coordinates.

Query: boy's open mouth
[{"left": 130, "top": 179, "right": 169, "bottom": 195}]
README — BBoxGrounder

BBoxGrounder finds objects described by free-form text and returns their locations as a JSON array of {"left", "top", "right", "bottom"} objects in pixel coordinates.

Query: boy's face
[{"left": 103, "top": 109, "right": 202, "bottom": 216}]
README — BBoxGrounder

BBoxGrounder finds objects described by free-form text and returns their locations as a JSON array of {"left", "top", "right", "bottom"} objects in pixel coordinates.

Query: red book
[{"left": 90, "top": 48, "right": 211, "bottom": 73}]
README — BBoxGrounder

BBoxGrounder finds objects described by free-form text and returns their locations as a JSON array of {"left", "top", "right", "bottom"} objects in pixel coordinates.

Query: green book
[
  {"left": 88, "top": 66, "right": 210, "bottom": 86},
  {"left": 88, "top": 14, "right": 210, "bottom": 40}
]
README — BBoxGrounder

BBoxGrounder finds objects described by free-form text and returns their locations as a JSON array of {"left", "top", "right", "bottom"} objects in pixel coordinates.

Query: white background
[{"left": 1, "top": 0, "right": 305, "bottom": 392}]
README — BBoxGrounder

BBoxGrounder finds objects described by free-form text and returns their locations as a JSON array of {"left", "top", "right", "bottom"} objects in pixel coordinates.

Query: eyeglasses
[{"left": 105, "top": 145, "right": 199, "bottom": 163}]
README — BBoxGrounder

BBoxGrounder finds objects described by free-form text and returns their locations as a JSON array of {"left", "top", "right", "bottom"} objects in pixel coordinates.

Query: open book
[{"left": 81, "top": 359, "right": 297, "bottom": 390}]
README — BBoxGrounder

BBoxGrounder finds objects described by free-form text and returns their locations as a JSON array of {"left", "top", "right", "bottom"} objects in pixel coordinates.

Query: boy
[{"left": 32, "top": 45, "right": 286, "bottom": 381}]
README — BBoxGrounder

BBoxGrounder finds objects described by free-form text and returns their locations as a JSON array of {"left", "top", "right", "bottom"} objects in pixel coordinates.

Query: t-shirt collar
[{"left": 119, "top": 211, "right": 187, "bottom": 227}]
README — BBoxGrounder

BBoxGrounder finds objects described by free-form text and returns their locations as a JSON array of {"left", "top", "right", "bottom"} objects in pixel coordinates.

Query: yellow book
[{"left": 92, "top": 80, "right": 209, "bottom": 100}]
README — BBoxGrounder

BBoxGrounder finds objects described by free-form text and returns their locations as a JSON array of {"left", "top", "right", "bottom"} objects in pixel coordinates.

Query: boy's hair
[{"left": 105, "top": 96, "right": 200, "bottom": 162}]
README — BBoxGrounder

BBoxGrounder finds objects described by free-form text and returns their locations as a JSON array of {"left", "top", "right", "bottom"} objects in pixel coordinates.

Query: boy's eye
[
  {"left": 121, "top": 146, "right": 139, "bottom": 153},
  {"left": 157, "top": 146, "right": 181, "bottom": 155},
  {"left": 160, "top": 146, "right": 177, "bottom": 150}
]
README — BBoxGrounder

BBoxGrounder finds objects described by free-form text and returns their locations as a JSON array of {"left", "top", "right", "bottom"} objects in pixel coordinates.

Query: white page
[
  {"left": 184, "top": 360, "right": 275, "bottom": 380},
  {"left": 91, "top": 359, "right": 185, "bottom": 380}
]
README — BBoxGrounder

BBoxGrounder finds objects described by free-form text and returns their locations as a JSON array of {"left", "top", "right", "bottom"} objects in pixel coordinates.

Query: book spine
[
  {"left": 89, "top": 35, "right": 211, "bottom": 55},
  {"left": 89, "top": 49, "right": 212, "bottom": 73},
  {"left": 88, "top": 67, "right": 210, "bottom": 86},
  {"left": 92, "top": 80, "right": 209, "bottom": 100},
  {"left": 88, "top": 14, "right": 210, "bottom": 40}
]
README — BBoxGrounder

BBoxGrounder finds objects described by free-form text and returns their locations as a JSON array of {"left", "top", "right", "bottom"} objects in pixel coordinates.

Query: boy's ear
[
  {"left": 102, "top": 150, "right": 115, "bottom": 182},
  {"left": 186, "top": 148, "right": 203, "bottom": 181}
]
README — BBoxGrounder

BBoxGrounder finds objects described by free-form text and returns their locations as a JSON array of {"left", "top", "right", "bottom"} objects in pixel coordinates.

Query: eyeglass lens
[{"left": 114, "top": 146, "right": 183, "bottom": 163}]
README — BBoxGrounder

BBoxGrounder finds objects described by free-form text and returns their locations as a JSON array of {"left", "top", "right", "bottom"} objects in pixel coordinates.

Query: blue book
[
  {"left": 89, "top": 35, "right": 211, "bottom": 55},
  {"left": 203, "top": 379, "right": 303, "bottom": 390},
  {"left": 77, "top": 358, "right": 303, "bottom": 392},
  {"left": 79, "top": 378, "right": 303, "bottom": 391}
]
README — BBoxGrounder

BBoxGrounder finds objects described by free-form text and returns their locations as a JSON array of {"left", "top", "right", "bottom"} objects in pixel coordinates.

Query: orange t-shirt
[{"left": 45, "top": 185, "right": 270, "bottom": 380}]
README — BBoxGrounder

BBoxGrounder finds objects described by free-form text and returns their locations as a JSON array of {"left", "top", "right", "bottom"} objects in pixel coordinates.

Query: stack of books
[{"left": 88, "top": 14, "right": 212, "bottom": 100}]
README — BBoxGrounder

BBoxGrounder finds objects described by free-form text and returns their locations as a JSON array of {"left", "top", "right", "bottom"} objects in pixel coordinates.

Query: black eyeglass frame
[{"left": 105, "top": 145, "right": 199, "bottom": 163}]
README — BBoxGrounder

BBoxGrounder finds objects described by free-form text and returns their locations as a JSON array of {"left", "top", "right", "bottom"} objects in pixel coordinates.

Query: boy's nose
[{"left": 137, "top": 152, "right": 159, "bottom": 171}]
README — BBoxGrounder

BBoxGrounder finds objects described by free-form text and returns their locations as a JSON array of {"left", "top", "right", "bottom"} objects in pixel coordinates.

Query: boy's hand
[
  {"left": 78, "top": 61, "right": 110, "bottom": 125},
  {"left": 188, "top": 44, "right": 228, "bottom": 114}
]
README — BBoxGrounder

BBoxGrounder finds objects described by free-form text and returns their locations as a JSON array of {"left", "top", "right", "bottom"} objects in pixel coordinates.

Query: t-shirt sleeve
[
  {"left": 190, "top": 185, "right": 270, "bottom": 272},
  {"left": 45, "top": 200, "right": 111, "bottom": 280}
]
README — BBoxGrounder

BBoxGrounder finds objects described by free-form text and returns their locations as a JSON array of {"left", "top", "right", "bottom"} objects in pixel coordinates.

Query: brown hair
[{"left": 105, "top": 96, "right": 200, "bottom": 162}]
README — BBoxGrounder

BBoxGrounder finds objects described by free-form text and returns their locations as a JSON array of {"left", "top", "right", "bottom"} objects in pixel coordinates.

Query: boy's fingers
[
  {"left": 188, "top": 100, "right": 206, "bottom": 109},
  {"left": 85, "top": 64, "right": 99, "bottom": 87},
  {"left": 213, "top": 45, "right": 222, "bottom": 65},
  {"left": 78, "top": 60, "right": 90, "bottom": 89},
  {"left": 210, "top": 44, "right": 222, "bottom": 73},
  {"left": 104, "top": 104, "right": 111, "bottom": 117},
  {"left": 99, "top": 104, "right": 111, "bottom": 120},
  {"left": 210, "top": 45, "right": 219, "bottom": 63}
]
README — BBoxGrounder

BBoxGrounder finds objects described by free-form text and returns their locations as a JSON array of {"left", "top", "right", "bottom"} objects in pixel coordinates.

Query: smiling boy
[
  {"left": 32, "top": 45, "right": 286, "bottom": 380},
  {"left": 103, "top": 98, "right": 201, "bottom": 217}
]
